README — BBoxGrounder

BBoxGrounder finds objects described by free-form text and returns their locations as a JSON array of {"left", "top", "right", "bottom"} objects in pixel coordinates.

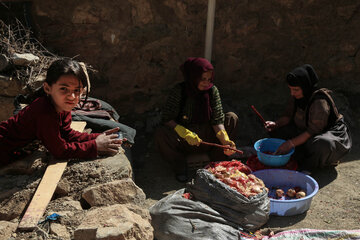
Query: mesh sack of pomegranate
[{"left": 186, "top": 160, "right": 270, "bottom": 231}]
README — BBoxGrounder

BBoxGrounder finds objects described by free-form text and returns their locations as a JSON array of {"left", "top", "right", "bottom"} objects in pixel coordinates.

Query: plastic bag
[
  {"left": 150, "top": 189, "right": 245, "bottom": 240},
  {"left": 186, "top": 169, "right": 270, "bottom": 231}
]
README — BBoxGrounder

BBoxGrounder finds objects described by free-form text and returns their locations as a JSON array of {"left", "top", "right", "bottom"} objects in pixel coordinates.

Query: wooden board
[{"left": 17, "top": 121, "right": 87, "bottom": 231}]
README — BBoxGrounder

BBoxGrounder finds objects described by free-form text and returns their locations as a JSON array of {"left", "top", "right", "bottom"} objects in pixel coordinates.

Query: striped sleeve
[
  {"left": 210, "top": 86, "right": 225, "bottom": 125},
  {"left": 161, "top": 84, "right": 182, "bottom": 123}
]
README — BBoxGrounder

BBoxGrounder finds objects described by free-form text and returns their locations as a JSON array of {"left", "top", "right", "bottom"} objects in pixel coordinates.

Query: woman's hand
[
  {"left": 215, "top": 129, "right": 237, "bottom": 156},
  {"left": 96, "top": 128, "right": 123, "bottom": 156},
  {"left": 275, "top": 140, "right": 294, "bottom": 155},
  {"left": 174, "top": 125, "right": 202, "bottom": 146},
  {"left": 264, "top": 121, "right": 277, "bottom": 132},
  {"left": 223, "top": 140, "right": 237, "bottom": 156}
]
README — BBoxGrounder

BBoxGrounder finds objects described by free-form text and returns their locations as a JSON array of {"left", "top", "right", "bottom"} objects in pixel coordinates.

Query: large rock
[
  {"left": 0, "top": 221, "right": 18, "bottom": 240},
  {"left": 11, "top": 53, "right": 40, "bottom": 66},
  {"left": 59, "top": 151, "right": 132, "bottom": 197},
  {"left": 73, "top": 204, "right": 153, "bottom": 240},
  {"left": 0, "top": 188, "right": 35, "bottom": 221},
  {"left": 82, "top": 178, "right": 146, "bottom": 207}
]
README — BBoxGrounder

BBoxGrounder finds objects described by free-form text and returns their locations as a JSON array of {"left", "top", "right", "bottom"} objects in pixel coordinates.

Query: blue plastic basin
[
  {"left": 254, "top": 138, "right": 295, "bottom": 167},
  {"left": 253, "top": 169, "right": 319, "bottom": 216}
]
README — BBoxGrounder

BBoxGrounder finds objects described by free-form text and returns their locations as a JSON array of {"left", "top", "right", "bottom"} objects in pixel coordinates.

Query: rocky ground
[{"left": 0, "top": 146, "right": 154, "bottom": 240}]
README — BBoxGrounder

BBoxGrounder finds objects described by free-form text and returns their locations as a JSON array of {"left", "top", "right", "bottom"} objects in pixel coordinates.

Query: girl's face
[
  {"left": 288, "top": 85, "right": 304, "bottom": 99},
  {"left": 197, "top": 71, "right": 212, "bottom": 91},
  {"left": 44, "top": 75, "right": 84, "bottom": 113}
]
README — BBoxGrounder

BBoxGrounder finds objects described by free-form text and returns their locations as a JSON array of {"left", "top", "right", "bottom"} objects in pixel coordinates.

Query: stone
[
  {"left": 0, "top": 221, "right": 17, "bottom": 240},
  {"left": 55, "top": 178, "right": 71, "bottom": 196},
  {"left": 99, "top": 151, "right": 133, "bottom": 180},
  {"left": 60, "top": 151, "right": 132, "bottom": 197},
  {"left": 64, "top": 200, "right": 83, "bottom": 211},
  {"left": 11, "top": 53, "right": 40, "bottom": 66},
  {"left": 82, "top": 178, "right": 146, "bottom": 207},
  {"left": 73, "top": 204, "right": 153, "bottom": 240},
  {"left": 50, "top": 223, "right": 71, "bottom": 240},
  {"left": 0, "top": 189, "right": 34, "bottom": 220}
]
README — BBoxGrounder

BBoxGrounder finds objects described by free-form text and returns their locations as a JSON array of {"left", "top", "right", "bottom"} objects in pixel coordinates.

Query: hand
[
  {"left": 274, "top": 140, "right": 294, "bottom": 155},
  {"left": 216, "top": 129, "right": 237, "bottom": 156},
  {"left": 174, "top": 125, "right": 202, "bottom": 146},
  {"left": 95, "top": 130, "right": 123, "bottom": 156},
  {"left": 223, "top": 140, "right": 237, "bottom": 156},
  {"left": 264, "top": 121, "right": 277, "bottom": 132}
]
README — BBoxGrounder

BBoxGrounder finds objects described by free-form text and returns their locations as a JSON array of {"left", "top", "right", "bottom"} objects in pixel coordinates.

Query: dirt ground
[{"left": 134, "top": 133, "right": 360, "bottom": 233}]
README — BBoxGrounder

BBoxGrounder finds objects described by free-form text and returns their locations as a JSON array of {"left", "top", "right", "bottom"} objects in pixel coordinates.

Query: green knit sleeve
[
  {"left": 161, "top": 84, "right": 182, "bottom": 123},
  {"left": 210, "top": 86, "right": 225, "bottom": 125}
]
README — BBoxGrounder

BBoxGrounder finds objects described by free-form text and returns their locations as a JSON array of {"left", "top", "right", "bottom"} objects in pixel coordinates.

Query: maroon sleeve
[
  {"left": 61, "top": 113, "right": 101, "bottom": 142},
  {"left": 35, "top": 113, "right": 99, "bottom": 159}
]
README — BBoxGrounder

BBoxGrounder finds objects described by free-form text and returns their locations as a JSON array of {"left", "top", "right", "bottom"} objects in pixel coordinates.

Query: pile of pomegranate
[{"left": 206, "top": 160, "right": 268, "bottom": 198}]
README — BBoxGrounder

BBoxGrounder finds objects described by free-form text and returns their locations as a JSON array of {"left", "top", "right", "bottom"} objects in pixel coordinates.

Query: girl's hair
[
  {"left": 46, "top": 58, "right": 87, "bottom": 86},
  {"left": 13, "top": 58, "right": 89, "bottom": 114},
  {"left": 46, "top": 58, "right": 89, "bottom": 105}
]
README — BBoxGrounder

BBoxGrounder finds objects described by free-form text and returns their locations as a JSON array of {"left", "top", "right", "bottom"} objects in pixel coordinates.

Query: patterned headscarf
[{"left": 180, "top": 57, "right": 214, "bottom": 123}]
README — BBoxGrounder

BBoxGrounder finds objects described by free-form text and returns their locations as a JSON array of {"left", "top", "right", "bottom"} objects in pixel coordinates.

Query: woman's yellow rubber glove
[
  {"left": 174, "top": 125, "right": 202, "bottom": 146},
  {"left": 216, "top": 129, "right": 236, "bottom": 156}
]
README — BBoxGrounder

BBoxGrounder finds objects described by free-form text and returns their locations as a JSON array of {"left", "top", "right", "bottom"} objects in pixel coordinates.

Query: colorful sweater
[
  {"left": 0, "top": 96, "right": 100, "bottom": 162},
  {"left": 161, "top": 82, "right": 225, "bottom": 126}
]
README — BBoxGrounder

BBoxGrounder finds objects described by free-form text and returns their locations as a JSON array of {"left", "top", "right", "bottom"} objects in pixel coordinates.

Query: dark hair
[
  {"left": 46, "top": 58, "right": 86, "bottom": 85},
  {"left": 46, "top": 58, "right": 89, "bottom": 105},
  {"left": 13, "top": 59, "right": 89, "bottom": 113}
]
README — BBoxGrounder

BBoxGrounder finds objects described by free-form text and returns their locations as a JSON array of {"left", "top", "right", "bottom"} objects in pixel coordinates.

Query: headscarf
[
  {"left": 180, "top": 57, "right": 214, "bottom": 123},
  {"left": 286, "top": 64, "right": 319, "bottom": 110}
]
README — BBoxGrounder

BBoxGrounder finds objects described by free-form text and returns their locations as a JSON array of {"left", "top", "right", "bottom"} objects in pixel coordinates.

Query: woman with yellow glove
[{"left": 155, "top": 57, "right": 239, "bottom": 182}]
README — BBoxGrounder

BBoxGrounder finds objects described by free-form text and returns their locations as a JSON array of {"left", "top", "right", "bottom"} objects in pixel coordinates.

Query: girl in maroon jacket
[{"left": 0, "top": 59, "right": 123, "bottom": 166}]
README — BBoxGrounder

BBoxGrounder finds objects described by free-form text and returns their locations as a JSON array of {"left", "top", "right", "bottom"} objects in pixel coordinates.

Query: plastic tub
[
  {"left": 253, "top": 169, "right": 319, "bottom": 216},
  {"left": 254, "top": 138, "right": 294, "bottom": 167}
]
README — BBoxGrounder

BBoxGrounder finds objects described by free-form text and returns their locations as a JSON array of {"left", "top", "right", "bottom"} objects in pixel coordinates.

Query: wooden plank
[{"left": 17, "top": 121, "right": 87, "bottom": 231}]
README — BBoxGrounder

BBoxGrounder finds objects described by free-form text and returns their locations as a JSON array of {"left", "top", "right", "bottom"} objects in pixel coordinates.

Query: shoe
[{"left": 175, "top": 173, "right": 189, "bottom": 183}]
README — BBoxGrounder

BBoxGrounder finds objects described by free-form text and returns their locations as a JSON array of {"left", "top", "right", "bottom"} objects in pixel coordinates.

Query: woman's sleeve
[
  {"left": 307, "top": 99, "right": 330, "bottom": 135},
  {"left": 210, "top": 86, "right": 225, "bottom": 125},
  {"left": 161, "top": 84, "right": 182, "bottom": 123},
  {"left": 36, "top": 114, "right": 98, "bottom": 159}
]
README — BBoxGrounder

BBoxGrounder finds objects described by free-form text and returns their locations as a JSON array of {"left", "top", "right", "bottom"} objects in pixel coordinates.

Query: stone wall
[
  {"left": 28, "top": 0, "right": 360, "bottom": 114},
  {"left": 2, "top": 1, "right": 358, "bottom": 142}
]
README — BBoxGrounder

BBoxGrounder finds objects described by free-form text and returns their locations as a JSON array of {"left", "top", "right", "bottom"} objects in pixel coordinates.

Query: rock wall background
[{"left": 1, "top": 0, "right": 359, "bottom": 143}]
